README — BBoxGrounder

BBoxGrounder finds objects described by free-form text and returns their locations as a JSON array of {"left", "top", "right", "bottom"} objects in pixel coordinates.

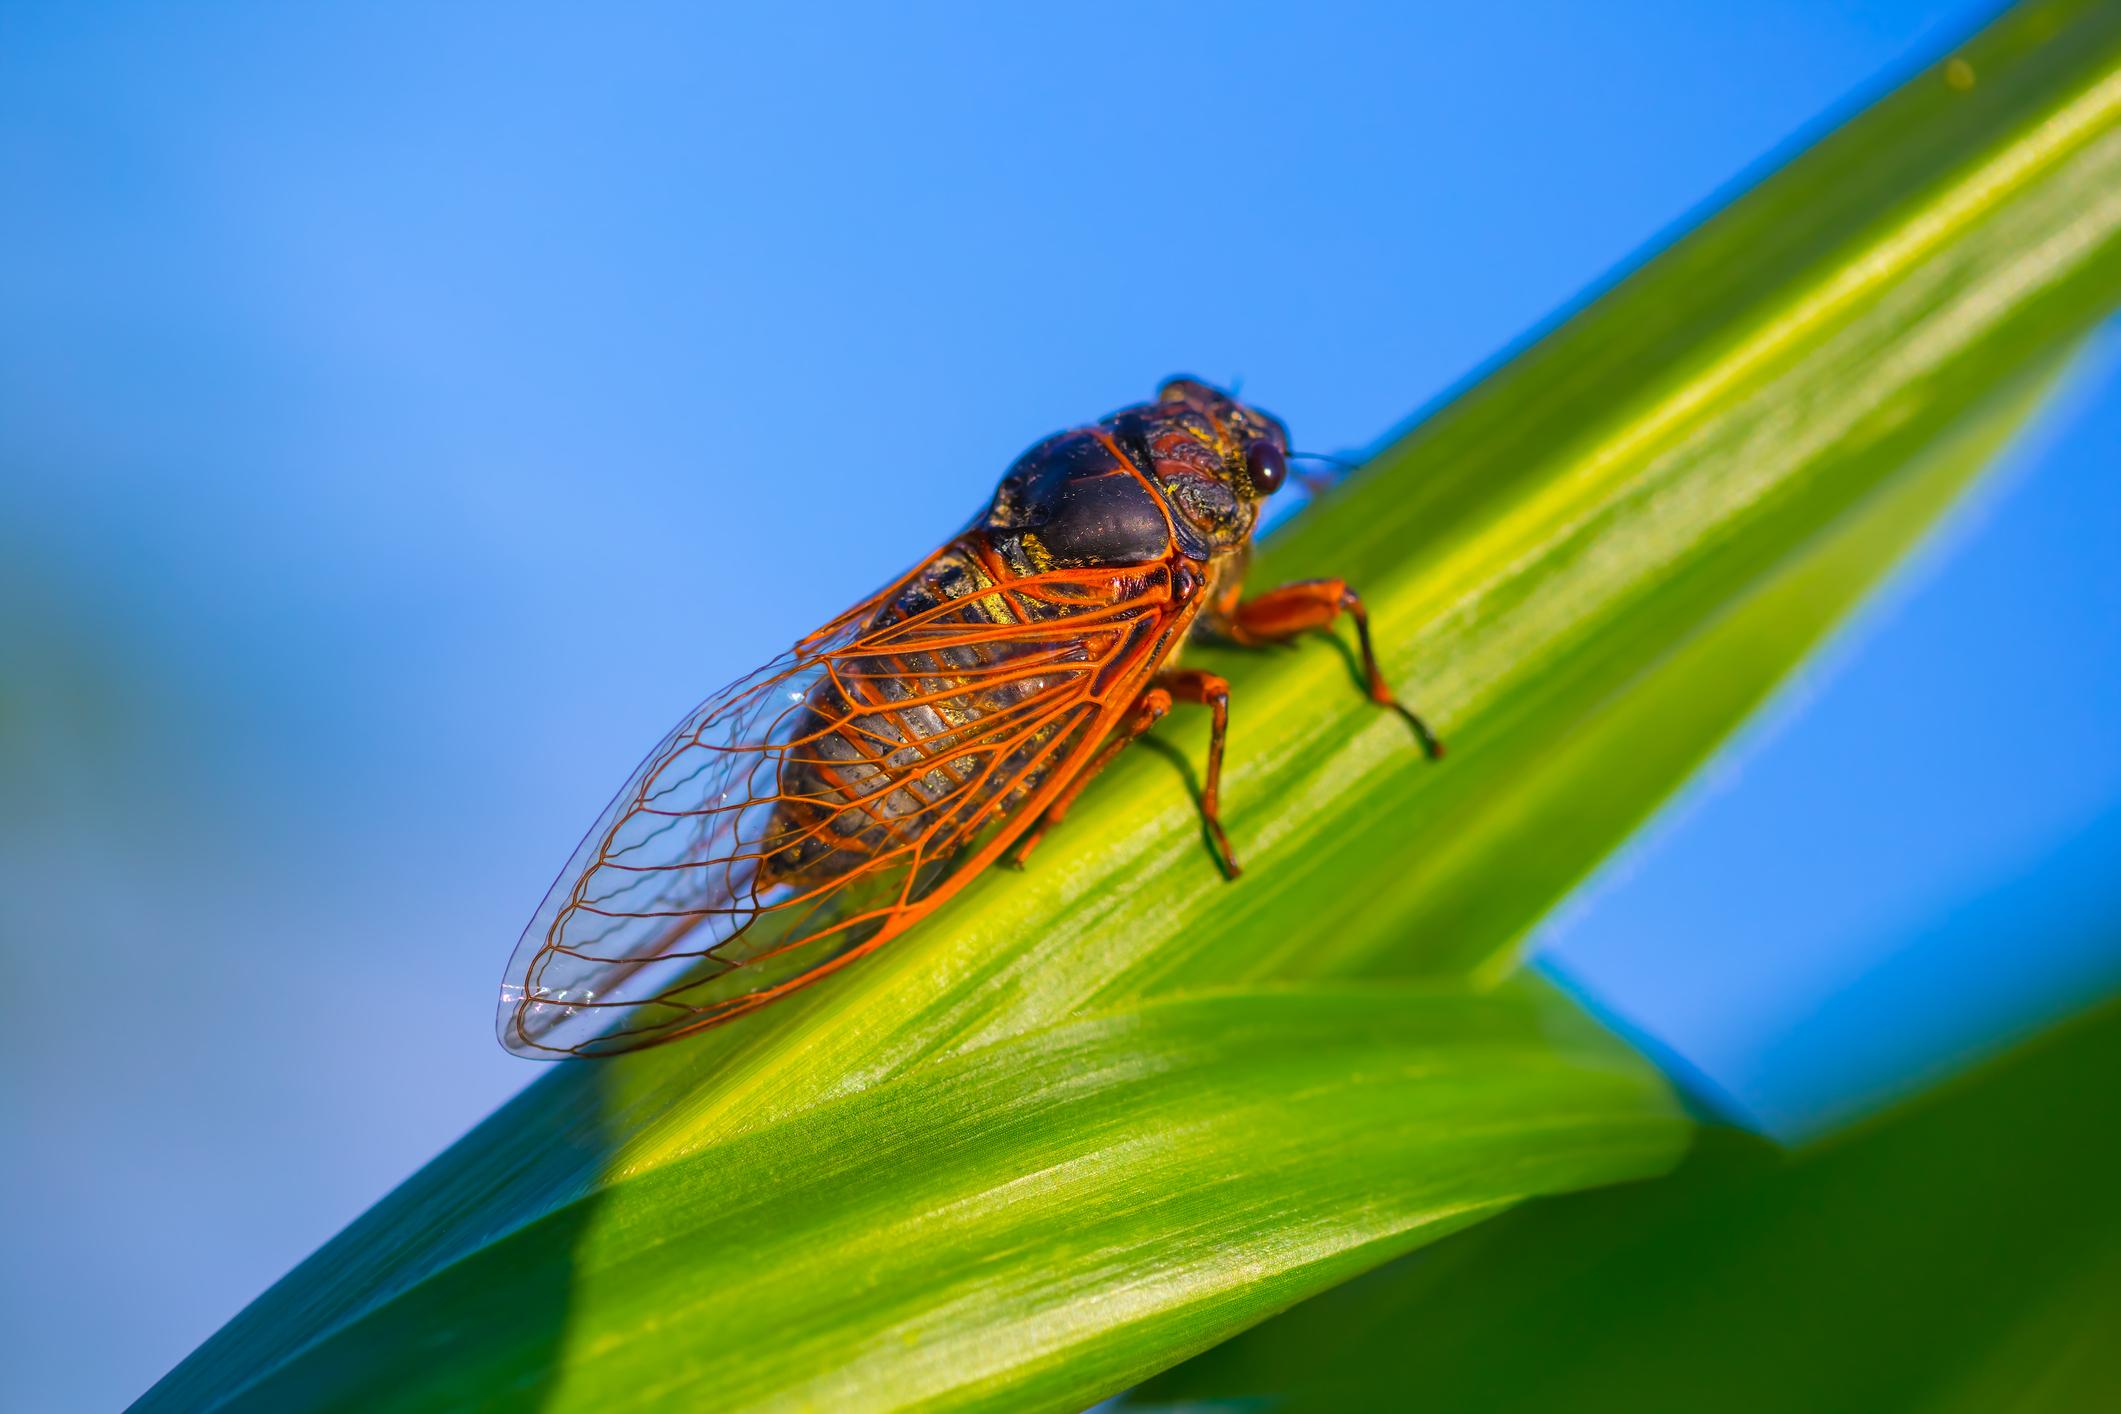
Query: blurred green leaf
[
  {"left": 1132, "top": 992, "right": 2121, "bottom": 1414},
  {"left": 141, "top": 1, "right": 2121, "bottom": 1409}
]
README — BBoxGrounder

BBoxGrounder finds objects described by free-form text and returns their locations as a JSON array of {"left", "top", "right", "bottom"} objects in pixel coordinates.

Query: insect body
[{"left": 499, "top": 378, "right": 1440, "bottom": 1057}]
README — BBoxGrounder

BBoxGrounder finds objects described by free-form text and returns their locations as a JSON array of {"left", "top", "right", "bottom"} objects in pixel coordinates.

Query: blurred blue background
[{"left": 3, "top": 3, "right": 2115, "bottom": 1408}]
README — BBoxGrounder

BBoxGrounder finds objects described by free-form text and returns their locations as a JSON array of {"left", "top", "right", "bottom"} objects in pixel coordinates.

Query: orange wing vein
[{"left": 498, "top": 549, "right": 1181, "bottom": 1057}]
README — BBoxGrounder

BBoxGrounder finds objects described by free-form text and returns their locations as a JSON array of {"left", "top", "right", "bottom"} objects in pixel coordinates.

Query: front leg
[{"left": 1221, "top": 578, "right": 1444, "bottom": 760}]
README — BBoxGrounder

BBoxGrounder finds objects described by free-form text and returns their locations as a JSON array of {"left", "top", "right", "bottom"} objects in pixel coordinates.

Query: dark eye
[{"left": 1244, "top": 440, "right": 1288, "bottom": 495}]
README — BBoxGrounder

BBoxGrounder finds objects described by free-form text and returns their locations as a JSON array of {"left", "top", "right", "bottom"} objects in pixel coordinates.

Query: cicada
[{"left": 499, "top": 378, "right": 1441, "bottom": 1058}]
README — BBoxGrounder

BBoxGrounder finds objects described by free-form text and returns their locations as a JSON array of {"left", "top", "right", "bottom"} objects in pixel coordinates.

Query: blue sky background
[{"left": 3, "top": 3, "right": 2116, "bottom": 1408}]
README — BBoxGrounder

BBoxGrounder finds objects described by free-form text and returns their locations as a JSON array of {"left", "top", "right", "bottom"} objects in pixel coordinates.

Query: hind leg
[{"left": 1007, "top": 685, "right": 1171, "bottom": 870}]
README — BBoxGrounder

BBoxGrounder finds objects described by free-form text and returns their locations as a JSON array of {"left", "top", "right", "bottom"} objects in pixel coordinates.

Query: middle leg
[
  {"left": 1152, "top": 668, "right": 1240, "bottom": 879},
  {"left": 1006, "top": 668, "right": 1241, "bottom": 878}
]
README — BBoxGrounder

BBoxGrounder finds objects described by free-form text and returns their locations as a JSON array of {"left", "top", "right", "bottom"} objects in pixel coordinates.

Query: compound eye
[{"left": 1244, "top": 439, "right": 1288, "bottom": 495}]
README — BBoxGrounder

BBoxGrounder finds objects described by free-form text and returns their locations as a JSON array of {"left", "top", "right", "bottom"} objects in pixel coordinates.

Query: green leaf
[
  {"left": 1129, "top": 991, "right": 2121, "bottom": 1414},
  {"left": 180, "top": 986, "right": 1686, "bottom": 1412},
  {"left": 142, "top": 1, "right": 2121, "bottom": 1409}
]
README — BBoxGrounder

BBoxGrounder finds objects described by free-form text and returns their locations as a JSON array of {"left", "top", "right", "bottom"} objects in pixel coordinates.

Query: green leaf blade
[
  {"left": 189, "top": 987, "right": 1686, "bottom": 1413},
  {"left": 1131, "top": 991, "right": 2121, "bottom": 1414}
]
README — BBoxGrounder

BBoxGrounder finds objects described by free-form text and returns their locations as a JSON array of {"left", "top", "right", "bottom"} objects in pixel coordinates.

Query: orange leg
[
  {"left": 1008, "top": 667, "right": 1243, "bottom": 878},
  {"left": 1155, "top": 668, "right": 1240, "bottom": 878},
  {"left": 1007, "top": 685, "right": 1171, "bottom": 870},
  {"left": 1226, "top": 578, "right": 1444, "bottom": 760}
]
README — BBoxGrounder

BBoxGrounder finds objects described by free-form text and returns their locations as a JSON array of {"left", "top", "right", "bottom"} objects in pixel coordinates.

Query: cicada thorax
[{"left": 758, "top": 429, "right": 1186, "bottom": 893}]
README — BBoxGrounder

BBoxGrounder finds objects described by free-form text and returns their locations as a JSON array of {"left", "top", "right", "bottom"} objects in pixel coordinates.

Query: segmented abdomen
[{"left": 765, "top": 534, "right": 1154, "bottom": 885}]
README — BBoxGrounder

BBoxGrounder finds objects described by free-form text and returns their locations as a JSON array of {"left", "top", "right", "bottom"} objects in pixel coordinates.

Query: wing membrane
[{"left": 499, "top": 558, "right": 1174, "bottom": 1057}]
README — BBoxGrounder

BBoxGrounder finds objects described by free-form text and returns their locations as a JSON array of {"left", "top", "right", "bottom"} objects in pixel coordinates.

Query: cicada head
[
  {"left": 983, "top": 377, "right": 1295, "bottom": 576},
  {"left": 1111, "top": 376, "right": 1292, "bottom": 558}
]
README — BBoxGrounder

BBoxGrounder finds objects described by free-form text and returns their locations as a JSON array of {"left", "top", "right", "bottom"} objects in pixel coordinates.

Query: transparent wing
[{"left": 499, "top": 558, "right": 1172, "bottom": 1058}]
